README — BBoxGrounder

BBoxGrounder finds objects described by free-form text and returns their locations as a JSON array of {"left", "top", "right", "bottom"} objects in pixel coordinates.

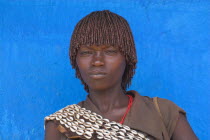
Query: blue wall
[{"left": 0, "top": 0, "right": 209, "bottom": 139}]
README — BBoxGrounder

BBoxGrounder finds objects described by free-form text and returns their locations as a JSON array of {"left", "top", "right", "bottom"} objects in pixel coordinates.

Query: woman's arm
[
  {"left": 45, "top": 121, "right": 64, "bottom": 140},
  {"left": 172, "top": 113, "right": 198, "bottom": 140}
]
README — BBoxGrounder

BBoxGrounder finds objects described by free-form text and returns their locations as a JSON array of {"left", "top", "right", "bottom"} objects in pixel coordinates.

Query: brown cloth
[{"left": 52, "top": 90, "right": 186, "bottom": 140}]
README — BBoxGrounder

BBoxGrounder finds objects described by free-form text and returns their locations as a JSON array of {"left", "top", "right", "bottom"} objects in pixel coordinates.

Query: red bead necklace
[{"left": 119, "top": 95, "right": 133, "bottom": 124}]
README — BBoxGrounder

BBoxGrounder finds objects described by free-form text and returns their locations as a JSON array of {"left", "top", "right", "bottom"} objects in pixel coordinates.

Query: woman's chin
[{"left": 88, "top": 85, "right": 111, "bottom": 92}]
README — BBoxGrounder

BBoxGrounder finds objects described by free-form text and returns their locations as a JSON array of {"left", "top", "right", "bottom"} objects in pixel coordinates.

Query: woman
[{"left": 45, "top": 10, "right": 198, "bottom": 140}]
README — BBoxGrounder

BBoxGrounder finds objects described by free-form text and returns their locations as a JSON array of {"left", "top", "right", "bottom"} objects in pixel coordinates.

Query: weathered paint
[{"left": 0, "top": 0, "right": 209, "bottom": 139}]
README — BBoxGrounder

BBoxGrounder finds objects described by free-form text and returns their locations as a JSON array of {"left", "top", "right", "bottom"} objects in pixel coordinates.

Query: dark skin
[
  {"left": 45, "top": 45, "right": 198, "bottom": 140},
  {"left": 76, "top": 45, "right": 128, "bottom": 121}
]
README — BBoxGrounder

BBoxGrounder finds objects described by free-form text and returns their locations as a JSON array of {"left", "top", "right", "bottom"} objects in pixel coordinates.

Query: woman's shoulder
[
  {"left": 130, "top": 90, "right": 185, "bottom": 114},
  {"left": 144, "top": 96, "right": 186, "bottom": 138},
  {"left": 129, "top": 90, "right": 185, "bottom": 114},
  {"left": 45, "top": 102, "right": 84, "bottom": 118},
  {"left": 44, "top": 104, "right": 84, "bottom": 139},
  {"left": 129, "top": 90, "right": 187, "bottom": 138},
  {"left": 44, "top": 104, "right": 80, "bottom": 128},
  {"left": 142, "top": 95, "right": 186, "bottom": 116}
]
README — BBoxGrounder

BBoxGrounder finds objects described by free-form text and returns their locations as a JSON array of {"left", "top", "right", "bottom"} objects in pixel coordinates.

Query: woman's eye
[
  {"left": 104, "top": 50, "right": 118, "bottom": 55},
  {"left": 80, "top": 51, "right": 93, "bottom": 55}
]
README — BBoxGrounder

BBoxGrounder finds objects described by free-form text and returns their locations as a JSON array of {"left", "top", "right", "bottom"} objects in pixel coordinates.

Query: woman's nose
[{"left": 91, "top": 52, "right": 104, "bottom": 66}]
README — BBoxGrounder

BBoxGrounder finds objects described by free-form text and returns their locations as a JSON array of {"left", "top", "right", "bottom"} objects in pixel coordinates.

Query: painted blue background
[{"left": 0, "top": 0, "right": 209, "bottom": 139}]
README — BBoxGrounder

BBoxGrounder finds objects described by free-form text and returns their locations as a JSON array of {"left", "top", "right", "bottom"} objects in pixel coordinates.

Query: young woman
[{"left": 45, "top": 10, "right": 198, "bottom": 140}]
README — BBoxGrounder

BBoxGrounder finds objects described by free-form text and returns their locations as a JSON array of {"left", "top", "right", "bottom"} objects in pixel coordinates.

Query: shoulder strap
[
  {"left": 153, "top": 97, "right": 163, "bottom": 120},
  {"left": 153, "top": 97, "right": 170, "bottom": 140}
]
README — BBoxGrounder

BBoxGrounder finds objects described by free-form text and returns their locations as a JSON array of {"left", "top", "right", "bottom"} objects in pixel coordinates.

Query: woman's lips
[{"left": 89, "top": 71, "right": 107, "bottom": 79}]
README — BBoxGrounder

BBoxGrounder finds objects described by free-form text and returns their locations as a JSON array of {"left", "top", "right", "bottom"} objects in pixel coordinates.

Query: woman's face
[{"left": 76, "top": 45, "right": 126, "bottom": 91}]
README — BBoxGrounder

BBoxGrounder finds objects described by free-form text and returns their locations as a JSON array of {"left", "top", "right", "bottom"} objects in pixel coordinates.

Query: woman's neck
[{"left": 88, "top": 86, "right": 128, "bottom": 114}]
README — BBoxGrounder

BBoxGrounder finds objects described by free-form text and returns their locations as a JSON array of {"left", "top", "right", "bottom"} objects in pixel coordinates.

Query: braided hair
[{"left": 69, "top": 10, "right": 137, "bottom": 93}]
